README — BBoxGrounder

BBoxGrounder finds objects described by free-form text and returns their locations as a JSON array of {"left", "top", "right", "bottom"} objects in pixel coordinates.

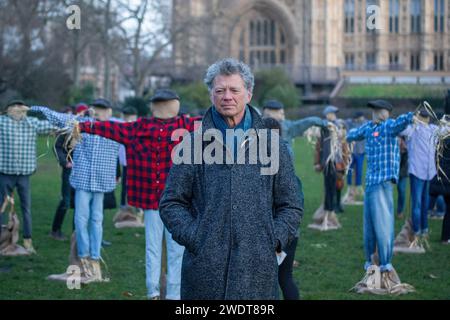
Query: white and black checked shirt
[
  {"left": 347, "top": 112, "right": 414, "bottom": 187},
  {"left": 0, "top": 115, "right": 56, "bottom": 175},
  {"left": 31, "top": 106, "right": 121, "bottom": 193}
]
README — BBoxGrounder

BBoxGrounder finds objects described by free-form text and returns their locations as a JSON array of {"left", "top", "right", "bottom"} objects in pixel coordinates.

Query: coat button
[{"left": 232, "top": 205, "right": 237, "bottom": 210}]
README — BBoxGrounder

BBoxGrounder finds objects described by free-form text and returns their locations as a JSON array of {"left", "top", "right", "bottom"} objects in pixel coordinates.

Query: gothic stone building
[{"left": 172, "top": 0, "right": 450, "bottom": 88}]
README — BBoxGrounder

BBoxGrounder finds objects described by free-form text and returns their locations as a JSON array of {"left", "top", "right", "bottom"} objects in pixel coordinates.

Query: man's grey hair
[{"left": 204, "top": 58, "right": 255, "bottom": 93}]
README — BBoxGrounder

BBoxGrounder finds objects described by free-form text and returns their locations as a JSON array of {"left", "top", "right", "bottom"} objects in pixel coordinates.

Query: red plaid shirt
[{"left": 79, "top": 115, "right": 201, "bottom": 210}]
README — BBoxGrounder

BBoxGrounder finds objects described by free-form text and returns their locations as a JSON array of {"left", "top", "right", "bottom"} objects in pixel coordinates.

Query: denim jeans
[
  {"left": 52, "top": 167, "right": 73, "bottom": 232},
  {"left": 74, "top": 190, "right": 104, "bottom": 260},
  {"left": 396, "top": 176, "right": 408, "bottom": 214},
  {"left": 429, "top": 195, "right": 446, "bottom": 216},
  {"left": 347, "top": 153, "right": 365, "bottom": 186},
  {"left": 436, "top": 196, "right": 446, "bottom": 216},
  {"left": 0, "top": 174, "right": 32, "bottom": 239},
  {"left": 144, "top": 210, "right": 184, "bottom": 300},
  {"left": 409, "top": 174, "right": 430, "bottom": 235},
  {"left": 364, "top": 182, "right": 394, "bottom": 272}
]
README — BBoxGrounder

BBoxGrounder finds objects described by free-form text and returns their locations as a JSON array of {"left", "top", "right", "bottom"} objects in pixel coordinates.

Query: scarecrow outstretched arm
[
  {"left": 78, "top": 121, "right": 137, "bottom": 145},
  {"left": 29, "top": 117, "right": 58, "bottom": 135},
  {"left": 287, "top": 117, "right": 328, "bottom": 138},
  {"left": 347, "top": 123, "right": 369, "bottom": 142},
  {"left": 388, "top": 112, "right": 414, "bottom": 136},
  {"left": 30, "top": 106, "right": 78, "bottom": 129}
]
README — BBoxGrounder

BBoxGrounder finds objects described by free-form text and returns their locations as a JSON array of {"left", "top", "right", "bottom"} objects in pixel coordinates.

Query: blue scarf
[{"left": 211, "top": 105, "right": 253, "bottom": 160}]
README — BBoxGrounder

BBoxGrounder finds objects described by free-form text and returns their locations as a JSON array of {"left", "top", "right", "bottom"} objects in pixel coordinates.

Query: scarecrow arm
[
  {"left": 30, "top": 106, "right": 78, "bottom": 129},
  {"left": 287, "top": 117, "right": 328, "bottom": 138},
  {"left": 29, "top": 117, "right": 58, "bottom": 135},
  {"left": 78, "top": 121, "right": 137, "bottom": 145},
  {"left": 347, "top": 122, "right": 369, "bottom": 142},
  {"left": 388, "top": 112, "right": 414, "bottom": 136}
]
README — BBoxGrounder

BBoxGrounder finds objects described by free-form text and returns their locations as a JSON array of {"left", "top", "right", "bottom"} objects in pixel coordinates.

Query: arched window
[{"left": 238, "top": 15, "right": 288, "bottom": 68}]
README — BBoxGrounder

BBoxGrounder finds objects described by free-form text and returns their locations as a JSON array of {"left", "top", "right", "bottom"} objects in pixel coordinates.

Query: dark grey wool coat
[{"left": 159, "top": 106, "right": 303, "bottom": 300}]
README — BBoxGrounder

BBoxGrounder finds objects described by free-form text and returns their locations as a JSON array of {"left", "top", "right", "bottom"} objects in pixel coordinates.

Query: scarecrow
[
  {"left": 32, "top": 99, "right": 121, "bottom": 283},
  {"left": 0, "top": 99, "right": 57, "bottom": 254},
  {"left": 309, "top": 106, "right": 350, "bottom": 231},
  {"left": 394, "top": 108, "right": 439, "bottom": 254},
  {"left": 72, "top": 89, "right": 201, "bottom": 300},
  {"left": 348, "top": 100, "right": 416, "bottom": 295}
]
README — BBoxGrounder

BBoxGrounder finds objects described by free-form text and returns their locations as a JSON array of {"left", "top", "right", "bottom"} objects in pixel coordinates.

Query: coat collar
[
  {"left": 201, "top": 105, "right": 264, "bottom": 133},
  {"left": 199, "top": 105, "right": 266, "bottom": 163}
]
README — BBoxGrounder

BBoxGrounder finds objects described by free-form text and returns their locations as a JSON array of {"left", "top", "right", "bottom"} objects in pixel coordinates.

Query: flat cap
[
  {"left": 122, "top": 106, "right": 138, "bottom": 115},
  {"left": 323, "top": 105, "right": 339, "bottom": 116},
  {"left": 353, "top": 111, "right": 365, "bottom": 119},
  {"left": 263, "top": 99, "right": 284, "bottom": 110},
  {"left": 6, "top": 99, "right": 27, "bottom": 108},
  {"left": 91, "top": 98, "right": 112, "bottom": 109},
  {"left": 367, "top": 100, "right": 393, "bottom": 112},
  {"left": 419, "top": 109, "right": 430, "bottom": 118},
  {"left": 150, "top": 89, "right": 180, "bottom": 103}
]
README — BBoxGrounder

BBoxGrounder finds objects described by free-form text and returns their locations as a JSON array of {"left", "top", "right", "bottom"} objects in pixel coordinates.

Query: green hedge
[{"left": 340, "top": 84, "right": 448, "bottom": 99}]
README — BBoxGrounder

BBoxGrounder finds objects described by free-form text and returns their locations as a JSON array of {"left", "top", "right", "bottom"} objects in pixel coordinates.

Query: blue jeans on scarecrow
[
  {"left": 396, "top": 176, "right": 408, "bottom": 215},
  {"left": 409, "top": 174, "right": 430, "bottom": 235},
  {"left": 144, "top": 210, "right": 184, "bottom": 300},
  {"left": 347, "top": 153, "right": 365, "bottom": 186},
  {"left": 429, "top": 195, "right": 446, "bottom": 217},
  {"left": 74, "top": 190, "right": 104, "bottom": 260},
  {"left": 363, "top": 182, "right": 394, "bottom": 272}
]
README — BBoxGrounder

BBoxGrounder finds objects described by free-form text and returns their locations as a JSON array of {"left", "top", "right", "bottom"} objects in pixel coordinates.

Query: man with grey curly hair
[
  {"left": 203, "top": 58, "right": 255, "bottom": 128},
  {"left": 160, "top": 58, "right": 303, "bottom": 299},
  {"left": 204, "top": 58, "right": 255, "bottom": 93}
]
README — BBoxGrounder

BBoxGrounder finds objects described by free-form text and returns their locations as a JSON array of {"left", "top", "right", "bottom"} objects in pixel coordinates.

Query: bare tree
[
  {"left": 0, "top": 0, "right": 69, "bottom": 104},
  {"left": 113, "top": 0, "right": 221, "bottom": 97},
  {"left": 61, "top": 0, "right": 99, "bottom": 87}
]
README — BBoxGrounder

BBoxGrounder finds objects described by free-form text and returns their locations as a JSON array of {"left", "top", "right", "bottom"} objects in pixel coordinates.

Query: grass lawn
[
  {"left": 340, "top": 84, "right": 448, "bottom": 99},
  {"left": 0, "top": 137, "right": 449, "bottom": 300}
]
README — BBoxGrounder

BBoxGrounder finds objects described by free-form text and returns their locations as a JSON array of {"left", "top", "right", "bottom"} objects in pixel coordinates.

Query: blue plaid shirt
[
  {"left": 31, "top": 106, "right": 120, "bottom": 193},
  {"left": 347, "top": 112, "right": 414, "bottom": 187}
]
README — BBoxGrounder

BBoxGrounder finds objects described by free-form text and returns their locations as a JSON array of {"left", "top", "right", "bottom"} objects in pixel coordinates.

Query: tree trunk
[
  {"left": 103, "top": 0, "right": 111, "bottom": 100},
  {"left": 72, "top": 30, "right": 81, "bottom": 87}
]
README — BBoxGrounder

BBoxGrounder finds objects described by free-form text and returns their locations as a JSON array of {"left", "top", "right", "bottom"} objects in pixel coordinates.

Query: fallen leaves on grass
[
  {"left": 122, "top": 291, "right": 134, "bottom": 297},
  {"left": 311, "top": 243, "right": 328, "bottom": 249}
]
